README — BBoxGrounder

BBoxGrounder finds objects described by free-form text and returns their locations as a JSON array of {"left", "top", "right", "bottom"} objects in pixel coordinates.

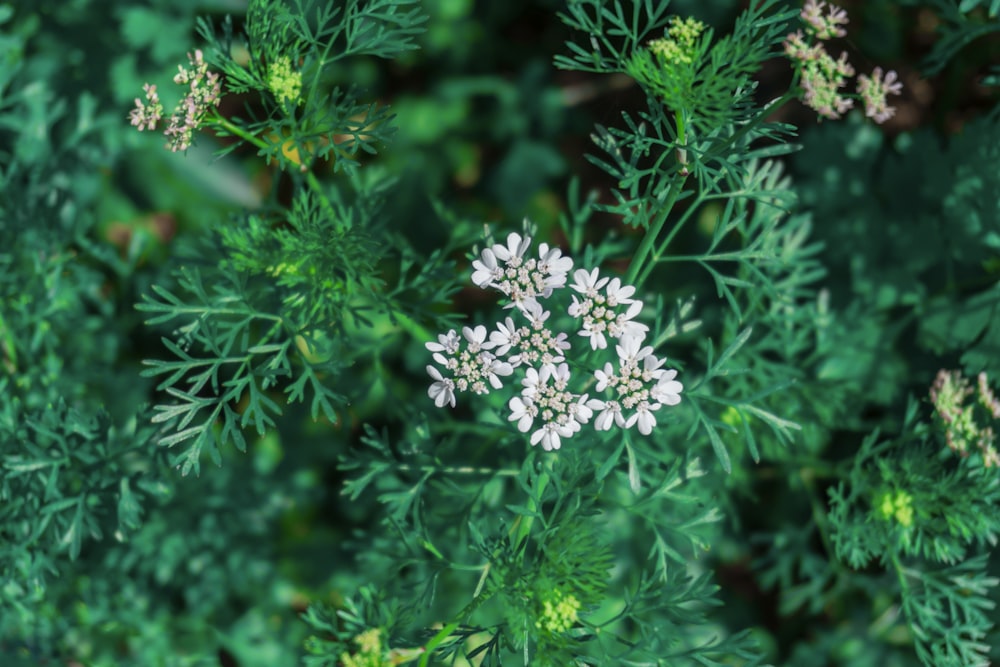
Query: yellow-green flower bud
[
  {"left": 535, "top": 589, "right": 581, "bottom": 634},
  {"left": 340, "top": 628, "right": 388, "bottom": 667},
  {"left": 874, "top": 489, "right": 914, "bottom": 528},
  {"left": 268, "top": 56, "right": 303, "bottom": 106},
  {"left": 648, "top": 16, "right": 706, "bottom": 66}
]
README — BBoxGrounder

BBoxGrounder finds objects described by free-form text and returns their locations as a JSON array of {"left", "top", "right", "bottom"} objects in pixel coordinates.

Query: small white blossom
[
  {"left": 494, "top": 232, "right": 532, "bottom": 264},
  {"left": 426, "top": 365, "right": 456, "bottom": 408},
  {"left": 531, "top": 421, "right": 574, "bottom": 451},
  {"left": 432, "top": 227, "right": 688, "bottom": 446},
  {"left": 590, "top": 398, "right": 625, "bottom": 431},
  {"left": 471, "top": 248, "right": 503, "bottom": 288},
  {"left": 568, "top": 268, "right": 648, "bottom": 349},
  {"left": 589, "top": 334, "right": 682, "bottom": 433},
  {"left": 511, "top": 363, "right": 592, "bottom": 450},
  {"left": 425, "top": 326, "right": 513, "bottom": 407},
  {"left": 474, "top": 232, "right": 574, "bottom": 311},
  {"left": 537, "top": 243, "right": 574, "bottom": 288},
  {"left": 490, "top": 317, "right": 522, "bottom": 357},
  {"left": 651, "top": 369, "right": 684, "bottom": 406},
  {"left": 508, "top": 395, "right": 538, "bottom": 432},
  {"left": 628, "top": 401, "right": 660, "bottom": 435},
  {"left": 490, "top": 301, "right": 570, "bottom": 368}
]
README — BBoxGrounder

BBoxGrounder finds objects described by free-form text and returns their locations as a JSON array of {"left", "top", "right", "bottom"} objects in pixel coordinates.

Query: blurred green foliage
[{"left": 1, "top": 0, "right": 999, "bottom": 665}]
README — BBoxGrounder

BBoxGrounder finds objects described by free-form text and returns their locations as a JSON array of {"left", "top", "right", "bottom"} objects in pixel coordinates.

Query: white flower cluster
[{"left": 426, "top": 231, "right": 683, "bottom": 450}]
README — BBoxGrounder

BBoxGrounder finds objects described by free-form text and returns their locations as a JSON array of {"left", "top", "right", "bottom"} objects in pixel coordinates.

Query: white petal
[{"left": 636, "top": 410, "right": 656, "bottom": 435}]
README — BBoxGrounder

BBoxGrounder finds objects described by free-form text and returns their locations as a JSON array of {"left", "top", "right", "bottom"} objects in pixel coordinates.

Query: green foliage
[
  {"left": 197, "top": 0, "right": 426, "bottom": 171},
  {"left": 901, "top": 0, "right": 1000, "bottom": 74},
  {"left": 2, "top": 0, "right": 999, "bottom": 665}
]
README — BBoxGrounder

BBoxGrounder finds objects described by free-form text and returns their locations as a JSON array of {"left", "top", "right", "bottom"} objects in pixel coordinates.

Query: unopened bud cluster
[
  {"left": 128, "top": 49, "right": 222, "bottom": 152},
  {"left": 784, "top": 0, "right": 902, "bottom": 123},
  {"left": 426, "top": 230, "right": 683, "bottom": 451}
]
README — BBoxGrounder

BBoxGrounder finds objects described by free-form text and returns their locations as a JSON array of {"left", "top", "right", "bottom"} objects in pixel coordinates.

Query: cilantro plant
[{"left": 1, "top": 0, "right": 998, "bottom": 666}]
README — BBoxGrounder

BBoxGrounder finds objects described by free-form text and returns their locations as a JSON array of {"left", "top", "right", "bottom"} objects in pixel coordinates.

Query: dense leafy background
[{"left": 1, "top": 0, "right": 998, "bottom": 665}]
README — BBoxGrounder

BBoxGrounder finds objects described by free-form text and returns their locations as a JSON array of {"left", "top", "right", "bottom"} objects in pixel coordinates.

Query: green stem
[
  {"left": 211, "top": 115, "right": 268, "bottom": 151},
  {"left": 417, "top": 622, "right": 460, "bottom": 667},
  {"left": 510, "top": 463, "right": 551, "bottom": 550},
  {"left": 625, "top": 110, "right": 689, "bottom": 287},
  {"left": 631, "top": 91, "right": 800, "bottom": 288},
  {"left": 624, "top": 177, "right": 686, "bottom": 287},
  {"left": 395, "top": 463, "right": 520, "bottom": 477}
]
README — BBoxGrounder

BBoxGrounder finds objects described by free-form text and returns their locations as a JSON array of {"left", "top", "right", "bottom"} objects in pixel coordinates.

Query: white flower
[
  {"left": 462, "top": 325, "right": 492, "bottom": 354},
  {"left": 513, "top": 362, "right": 589, "bottom": 449},
  {"left": 530, "top": 422, "right": 573, "bottom": 451},
  {"left": 473, "top": 230, "right": 573, "bottom": 311},
  {"left": 589, "top": 342, "right": 682, "bottom": 433},
  {"left": 522, "top": 365, "right": 544, "bottom": 398},
  {"left": 615, "top": 334, "right": 650, "bottom": 364},
  {"left": 617, "top": 334, "right": 668, "bottom": 382},
  {"left": 567, "top": 394, "right": 594, "bottom": 427},
  {"left": 570, "top": 267, "right": 609, "bottom": 298},
  {"left": 590, "top": 398, "right": 625, "bottom": 431},
  {"left": 568, "top": 269, "right": 648, "bottom": 349},
  {"left": 650, "top": 369, "right": 684, "bottom": 406},
  {"left": 594, "top": 362, "right": 616, "bottom": 392},
  {"left": 537, "top": 243, "right": 573, "bottom": 290},
  {"left": 491, "top": 301, "right": 571, "bottom": 368},
  {"left": 485, "top": 356, "right": 514, "bottom": 389},
  {"left": 490, "top": 317, "right": 521, "bottom": 356},
  {"left": 471, "top": 247, "right": 503, "bottom": 288},
  {"left": 426, "top": 329, "right": 460, "bottom": 358},
  {"left": 508, "top": 395, "right": 537, "bottom": 432},
  {"left": 426, "top": 365, "right": 456, "bottom": 408},
  {"left": 425, "top": 326, "right": 511, "bottom": 408},
  {"left": 493, "top": 232, "right": 531, "bottom": 264},
  {"left": 627, "top": 401, "right": 660, "bottom": 435},
  {"left": 604, "top": 277, "right": 637, "bottom": 306}
]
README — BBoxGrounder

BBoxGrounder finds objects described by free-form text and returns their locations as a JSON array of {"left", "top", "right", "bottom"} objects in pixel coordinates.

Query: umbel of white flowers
[{"left": 426, "top": 231, "right": 683, "bottom": 451}]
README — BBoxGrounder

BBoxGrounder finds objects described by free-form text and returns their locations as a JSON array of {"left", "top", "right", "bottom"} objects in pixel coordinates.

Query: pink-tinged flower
[
  {"left": 783, "top": 30, "right": 823, "bottom": 62},
  {"left": 978, "top": 372, "right": 1000, "bottom": 419},
  {"left": 161, "top": 50, "right": 223, "bottom": 152},
  {"left": 856, "top": 67, "right": 903, "bottom": 124},
  {"left": 930, "top": 369, "right": 999, "bottom": 467},
  {"left": 797, "top": 47, "right": 855, "bottom": 120},
  {"left": 128, "top": 83, "right": 163, "bottom": 131},
  {"left": 801, "top": 0, "right": 849, "bottom": 40}
]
